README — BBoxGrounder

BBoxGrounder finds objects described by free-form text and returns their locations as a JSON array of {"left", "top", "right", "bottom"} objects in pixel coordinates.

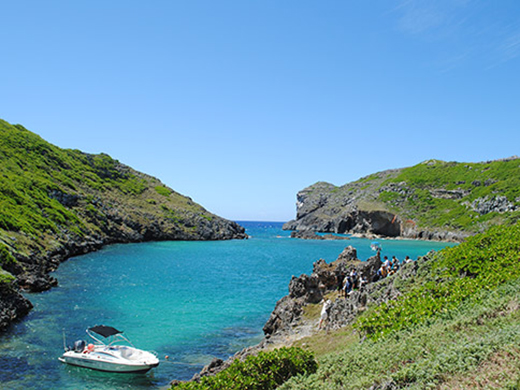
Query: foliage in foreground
[
  {"left": 355, "top": 221, "right": 520, "bottom": 338},
  {"left": 171, "top": 347, "right": 317, "bottom": 390},
  {"left": 281, "top": 278, "right": 520, "bottom": 389}
]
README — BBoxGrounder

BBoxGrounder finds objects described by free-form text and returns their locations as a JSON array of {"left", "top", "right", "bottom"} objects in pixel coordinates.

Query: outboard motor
[{"left": 74, "top": 340, "right": 86, "bottom": 353}]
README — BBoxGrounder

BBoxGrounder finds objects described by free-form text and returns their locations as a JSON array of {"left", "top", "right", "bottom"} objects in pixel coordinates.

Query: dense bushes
[
  {"left": 355, "top": 221, "right": 520, "bottom": 338},
  {"left": 171, "top": 347, "right": 317, "bottom": 390}
]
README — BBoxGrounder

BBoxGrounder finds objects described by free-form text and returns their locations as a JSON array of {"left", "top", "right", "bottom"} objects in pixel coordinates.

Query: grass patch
[
  {"left": 0, "top": 269, "right": 15, "bottom": 284},
  {"left": 155, "top": 185, "right": 172, "bottom": 197}
]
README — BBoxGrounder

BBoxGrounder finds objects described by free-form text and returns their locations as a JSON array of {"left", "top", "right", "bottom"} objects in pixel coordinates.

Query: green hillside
[
  {"left": 378, "top": 159, "right": 520, "bottom": 231},
  {"left": 284, "top": 158, "right": 520, "bottom": 239},
  {"left": 0, "top": 119, "right": 245, "bottom": 292},
  {"left": 279, "top": 221, "right": 520, "bottom": 389}
]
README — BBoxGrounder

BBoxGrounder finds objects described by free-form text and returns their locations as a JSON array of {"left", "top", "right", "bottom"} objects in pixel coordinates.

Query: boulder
[{"left": 0, "top": 281, "right": 33, "bottom": 331}]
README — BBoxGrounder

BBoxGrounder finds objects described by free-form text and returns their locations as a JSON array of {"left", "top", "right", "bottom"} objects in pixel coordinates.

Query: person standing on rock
[{"left": 318, "top": 299, "right": 332, "bottom": 330}]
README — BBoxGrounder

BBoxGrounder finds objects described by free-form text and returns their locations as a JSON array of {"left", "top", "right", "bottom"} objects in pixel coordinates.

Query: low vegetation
[
  {"left": 171, "top": 347, "right": 317, "bottom": 390},
  {"left": 379, "top": 159, "right": 520, "bottom": 232},
  {"left": 355, "top": 221, "right": 520, "bottom": 338}
]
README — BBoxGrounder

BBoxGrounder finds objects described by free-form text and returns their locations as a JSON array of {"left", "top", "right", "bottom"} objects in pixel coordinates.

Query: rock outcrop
[
  {"left": 283, "top": 158, "right": 520, "bottom": 242},
  {"left": 0, "top": 278, "right": 33, "bottom": 330}
]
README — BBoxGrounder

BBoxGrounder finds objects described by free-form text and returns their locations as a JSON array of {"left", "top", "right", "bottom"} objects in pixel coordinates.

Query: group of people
[
  {"left": 339, "top": 269, "right": 368, "bottom": 297},
  {"left": 374, "top": 255, "right": 413, "bottom": 281},
  {"left": 319, "top": 254, "right": 415, "bottom": 329},
  {"left": 339, "top": 255, "right": 414, "bottom": 297}
]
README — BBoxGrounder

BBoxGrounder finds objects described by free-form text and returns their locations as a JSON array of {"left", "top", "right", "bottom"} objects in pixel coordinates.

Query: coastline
[
  {"left": 176, "top": 241, "right": 437, "bottom": 386},
  {"left": 0, "top": 221, "right": 247, "bottom": 333}
]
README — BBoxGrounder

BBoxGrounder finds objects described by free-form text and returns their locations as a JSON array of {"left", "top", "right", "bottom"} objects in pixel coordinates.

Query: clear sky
[{"left": 1, "top": 1, "right": 519, "bottom": 222}]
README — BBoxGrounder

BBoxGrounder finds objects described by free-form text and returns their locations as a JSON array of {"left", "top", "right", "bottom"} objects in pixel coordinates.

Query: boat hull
[{"left": 59, "top": 352, "right": 159, "bottom": 373}]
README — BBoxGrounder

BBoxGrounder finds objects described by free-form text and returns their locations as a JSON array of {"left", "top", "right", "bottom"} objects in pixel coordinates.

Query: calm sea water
[{"left": 0, "top": 222, "right": 453, "bottom": 389}]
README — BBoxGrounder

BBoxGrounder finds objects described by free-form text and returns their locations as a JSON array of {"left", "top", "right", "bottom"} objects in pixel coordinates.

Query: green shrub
[
  {"left": 355, "top": 221, "right": 520, "bottom": 338},
  {"left": 171, "top": 347, "right": 318, "bottom": 390},
  {"left": 0, "top": 243, "right": 16, "bottom": 266},
  {"left": 0, "top": 269, "right": 15, "bottom": 284},
  {"left": 155, "top": 185, "right": 172, "bottom": 197}
]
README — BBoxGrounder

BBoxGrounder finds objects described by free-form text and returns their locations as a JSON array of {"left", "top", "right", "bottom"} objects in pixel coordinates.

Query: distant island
[
  {"left": 0, "top": 119, "right": 246, "bottom": 330},
  {"left": 284, "top": 157, "right": 520, "bottom": 242}
]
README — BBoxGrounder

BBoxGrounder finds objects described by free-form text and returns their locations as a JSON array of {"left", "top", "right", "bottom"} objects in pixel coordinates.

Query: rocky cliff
[
  {"left": 284, "top": 158, "right": 520, "bottom": 241},
  {"left": 0, "top": 119, "right": 246, "bottom": 331}
]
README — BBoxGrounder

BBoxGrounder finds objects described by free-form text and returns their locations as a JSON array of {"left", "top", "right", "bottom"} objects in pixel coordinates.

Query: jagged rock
[
  {"left": 471, "top": 195, "right": 516, "bottom": 215},
  {"left": 313, "top": 259, "right": 342, "bottom": 291},
  {"left": 290, "top": 231, "right": 350, "bottom": 240},
  {"left": 336, "top": 246, "right": 358, "bottom": 262},
  {"left": 48, "top": 190, "right": 80, "bottom": 207},
  {"left": 288, "top": 274, "right": 322, "bottom": 303},
  {"left": 190, "top": 358, "right": 226, "bottom": 381},
  {"left": 17, "top": 273, "right": 58, "bottom": 292},
  {"left": 263, "top": 295, "right": 304, "bottom": 336},
  {"left": 359, "top": 252, "right": 382, "bottom": 282},
  {"left": 429, "top": 188, "right": 470, "bottom": 199},
  {"left": 0, "top": 281, "right": 33, "bottom": 331},
  {"left": 291, "top": 230, "right": 321, "bottom": 239}
]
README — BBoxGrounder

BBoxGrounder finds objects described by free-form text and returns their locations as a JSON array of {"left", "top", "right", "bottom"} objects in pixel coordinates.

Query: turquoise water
[{"left": 0, "top": 222, "right": 453, "bottom": 389}]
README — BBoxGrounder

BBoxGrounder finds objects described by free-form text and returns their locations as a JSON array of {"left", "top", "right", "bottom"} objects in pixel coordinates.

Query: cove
[{"left": 0, "top": 222, "right": 453, "bottom": 389}]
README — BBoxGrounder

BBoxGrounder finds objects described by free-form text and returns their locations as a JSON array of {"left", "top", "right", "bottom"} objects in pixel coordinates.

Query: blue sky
[{"left": 1, "top": 1, "right": 519, "bottom": 222}]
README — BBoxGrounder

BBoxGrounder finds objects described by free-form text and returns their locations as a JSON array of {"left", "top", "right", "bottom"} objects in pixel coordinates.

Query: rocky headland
[
  {"left": 283, "top": 158, "right": 520, "bottom": 242},
  {"left": 0, "top": 119, "right": 246, "bottom": 331}
]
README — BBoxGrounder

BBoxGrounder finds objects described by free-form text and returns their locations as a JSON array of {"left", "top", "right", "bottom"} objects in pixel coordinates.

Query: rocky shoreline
[
  {"left": 284, "top": 211, "right": 469, "bottom": 243},
  {"left": 0, "top": 120, "right": 249, "bottom": 332},
  {"left": 176, "top": 244, "right": 431, "bottom": 386},
  {"left": 0, "top": 218, "right": 246, "bottom": 332},
  {"left": 290, "top": 230, "right": 350, "bottom": 240}
]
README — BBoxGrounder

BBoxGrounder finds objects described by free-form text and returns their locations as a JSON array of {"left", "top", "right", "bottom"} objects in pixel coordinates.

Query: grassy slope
[
  {"left": 280, "top": 221, "right": 520, "bottom": 389},
  {"left": 305, "top": 158, "right": 520, "bottom": 234},
  {"left": 379, "top": 159, "right": 520, "bottom": 232},
  {"left": 0, "top": 119, "right": 232, "bottom": 281}
]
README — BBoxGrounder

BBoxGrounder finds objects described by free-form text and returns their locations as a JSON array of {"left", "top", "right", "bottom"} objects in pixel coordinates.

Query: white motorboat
[{"left": 59, "top": 325, "right": 159, "bottom": 373}]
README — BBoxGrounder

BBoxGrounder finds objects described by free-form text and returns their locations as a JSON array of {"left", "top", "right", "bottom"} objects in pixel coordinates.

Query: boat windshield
[{"left": 86, "top": 325, "right": 134, "bottom": 348}]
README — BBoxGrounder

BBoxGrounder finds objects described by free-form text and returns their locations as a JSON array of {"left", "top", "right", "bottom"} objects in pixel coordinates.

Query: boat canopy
[{"left": 88, "top": 325, "right": 122, "bottom": 338}]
